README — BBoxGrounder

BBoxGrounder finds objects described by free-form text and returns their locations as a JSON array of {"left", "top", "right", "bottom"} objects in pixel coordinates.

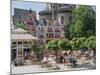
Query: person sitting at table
[
  {"left": 41, "top": 55, "right": 49, "bottom": 68},
  {"left": 48, "top": 55, "right": 60, "bottom": 70}
]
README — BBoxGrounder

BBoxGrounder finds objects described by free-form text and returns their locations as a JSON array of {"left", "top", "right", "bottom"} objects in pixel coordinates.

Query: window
[
  {"left": 28, "top": 41, "right": 32, "bottom": 44},
  {"left": 53, "top": 6, "right": 55, "bottom": 9},
  {"left": 46, "top": 33, "right": 54, "bottom": 38},
  {"left": 69, "top": 16, "right": 72, "bottom": 22},
  {"left": 48, "top": 22, "right": 51, "bottom": 26},
  {"left": 23, "top": 41, "right": 27, "bottom": 44},
  {"left": 18, "top": 41, "right": 22, "bottom": 45},
  {"left": 55, "top": 33, "right": 60, "bottom": 38},
  {"left": 39, "top": 34, "right": 44, "bottom": 38},
  {"left": 38, "top": 27, "right": 43, "bottom": 31},
  {"left": 38, "top": 27, "right": 40, "bottom": 30},
  {"left": 12, "top": 42, "right": 16, "bottom": 44},
  {"left": 42, "top": 18, "right": 46, "bottom": 25},
  {"left": 51, "top": 33, "right": 53, "bottom": 37},
  {"left": 32, "top": 29, "right": 34, "bottom": 31},
  {"left": 59, "top": 4, "right": 61, "bottom": 7},
  {"left": 46, "top": 33, "right": 48, "bottom": 36},
  {"left": 48, "top": 27, "right": 52, "bottom": 32},
  {"left": 40, "top": 27, "right": 43, "bottom": 31},
  {"left": 55, "top": 28, "right": 60, "bottom": 32},
  {"left": 61, "top": 16, "right": 64, "bottom": 24}
]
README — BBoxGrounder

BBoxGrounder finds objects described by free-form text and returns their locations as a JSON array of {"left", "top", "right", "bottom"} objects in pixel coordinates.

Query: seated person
[
  {"left": 41, "top": 55, "right": 49, "bottom": 68},
  {"left": 48, "top": 55, "right": 60, "bottom": 69},
  {"left": 68, "top": 54, "right": 77, "bottom": 66}
]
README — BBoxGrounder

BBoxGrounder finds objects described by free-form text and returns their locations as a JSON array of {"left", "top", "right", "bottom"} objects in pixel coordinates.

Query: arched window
[
  {"left": 69, "top": 16, "right": 72, "bottom": 22},
  {"left": 61, "top": 16, "right": 64, "bottom": 24}
]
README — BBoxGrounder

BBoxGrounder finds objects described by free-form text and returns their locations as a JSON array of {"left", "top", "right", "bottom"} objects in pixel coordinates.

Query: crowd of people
[
  {"left": 13, "top": 49, "right": 95, "bottom": 68},
  {"left": 40, "top": 50, "right": 95, "bottom": 69}
]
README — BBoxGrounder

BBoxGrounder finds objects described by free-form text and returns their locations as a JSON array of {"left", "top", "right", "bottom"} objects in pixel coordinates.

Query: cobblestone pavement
[{"left": 11, "top": 63, "right": 96, "bottom": 74}]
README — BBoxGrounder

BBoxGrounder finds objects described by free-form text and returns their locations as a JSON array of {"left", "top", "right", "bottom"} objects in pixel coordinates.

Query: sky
[
  {"left": 12, "top": 0, "right": 96, "bottom": 19},
  {"left": 12, "top": 0, "right": 46, "bottom": 19}
]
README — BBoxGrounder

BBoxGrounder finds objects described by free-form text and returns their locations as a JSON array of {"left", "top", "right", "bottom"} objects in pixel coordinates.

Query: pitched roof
[
  {"left": 11, "top": 34, "right": 39, "bottom": 40},
  {"left": 11, "top": 28, "right": 39, "bottom": 40},
  {"left": 12, "top": 28, "right": 27, "bottom": 34},
  {"left": 53, "top": 17, "right": 60, "bottom": 26}
]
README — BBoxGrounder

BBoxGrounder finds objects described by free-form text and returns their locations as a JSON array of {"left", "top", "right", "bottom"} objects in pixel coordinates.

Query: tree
[
  {"left": 70, "top": 38, "right": 79, "bottom": 50},
  {"left": 58, "top": 39, "right": 71, "bottom": 51},
  {"left": 85, "top": 36, "right": 96, "bottom": 56},
  {"left": 47, "top": 40, "right": 59, "bottom": 57},
  {"left": 76, "top": 37, "right": 87, "bottom": 50},
  {"left": 63, "top": 23, "right": 70, "bottom": 39},
  {"left": 69, "top": 5, "right": 96, "bottom": 38},
  {"left": 16, "top": 21, "right": 27, "bottom": 30},
  {"left": 32, "top": 41, "right": 45, "bottom": 61}
]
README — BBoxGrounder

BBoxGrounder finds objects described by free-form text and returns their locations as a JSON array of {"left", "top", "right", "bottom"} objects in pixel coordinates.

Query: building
[
  {"left": 45, "top": 18, "right": 54, "bottom": 42},
  {"left": 36, "top": 18, "right": 46, "bottom": 43},
  {"left": 38, "top": 3, "right": 75, "bottom": 42},
  {"left": 13, "top": 8, "right": 37, "bottom": 36},
  {"left": 45, "top": 17, "right": 63, "bottom": 43},
  {"left": 39, "top": 3, "right": 75, "bottom": 27},
  {"left": 53, "top": 18, "right": 64, "bottom": 38},
  {"left": 13, "top": 4, "right": 75, "bottom": 43}
]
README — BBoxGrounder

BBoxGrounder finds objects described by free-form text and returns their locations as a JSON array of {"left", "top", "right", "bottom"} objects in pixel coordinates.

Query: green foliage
[
  {"left": 58, "top": 39, "right": 71, "bottom": 51},
  {"left": 63, "top": 23, "right": 70, "bottom": 39},
  {"left": 47, "top": 36, "right": 96, "bottom": 52},
  {"left": 47, "top": 39, "right": 59, "bottom": 57},
  {"left": 73, "top": 5, "right": 96, "bottom": 37},
  {"left": 16, "top": 21, "right": 27, "bottom": 30},
  {"left": 32, "top": 41, "right": 45, "bottom": 53},
  {"left": 70, "top": 38, "right": 79, "bottom": 50},
  {"left": 68, "top": 5, "right": 96, "bottom": 38},
  {"left": 47, "top": 39, "right": 59, "bottom": 51},
  {"left": 85, "top": 36, "right": 96, "bottom": 49},
  {"left": 32, "top": 42, "right": 45, "bottom": 61},
  {"left": 76, "top": 37, "right": 87, "bottom": 49}
]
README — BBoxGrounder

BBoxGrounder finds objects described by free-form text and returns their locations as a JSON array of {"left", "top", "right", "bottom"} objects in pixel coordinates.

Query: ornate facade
[
  {"left": 38, "top": 3, "right": 75, "bottom": 43},
  {"left": 13, "top": 4, "right": 75, "bottom": 43},
  {"left": 13, "top": 8, "right": 37, "bottom": 36}
]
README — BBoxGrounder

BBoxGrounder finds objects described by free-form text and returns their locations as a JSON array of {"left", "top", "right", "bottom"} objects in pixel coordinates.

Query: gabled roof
[
  {"left": 12, "top": 28, "right": 27, "bottom": 34},
  {"left": 11, "top": 28, "right": 39, "bottom": 40},
  {"left": 11, "top": 34, "right": 39, "bottom": 40},
  {"left": 53, "top": 17, "right": 61, "bottom": 26}
]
